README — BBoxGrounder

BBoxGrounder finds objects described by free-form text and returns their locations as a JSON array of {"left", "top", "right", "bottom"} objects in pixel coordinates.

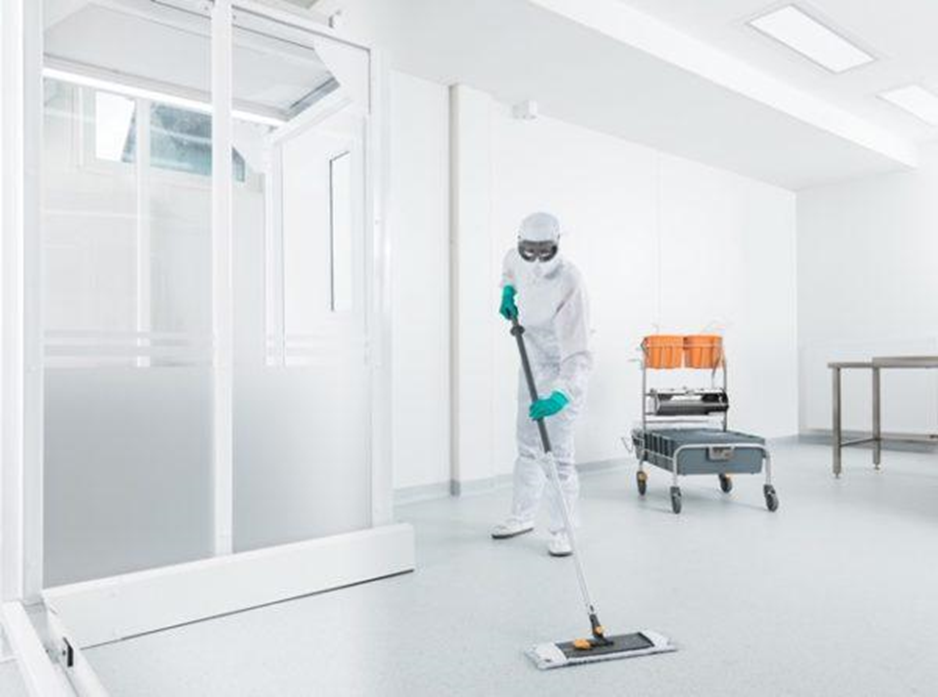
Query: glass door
[{"left": 229, "top": 9, "right": 375, "bottom": 550}]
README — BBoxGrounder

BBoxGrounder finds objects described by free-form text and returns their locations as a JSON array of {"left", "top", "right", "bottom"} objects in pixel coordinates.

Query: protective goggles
[{"left": 518, "top": 239, "right": 558, "bottom": 262}]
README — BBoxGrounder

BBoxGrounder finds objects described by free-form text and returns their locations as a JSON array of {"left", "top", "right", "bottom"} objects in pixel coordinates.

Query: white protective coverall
[{"left": 502, "top": 216, "right": 592, "bottom": 534}]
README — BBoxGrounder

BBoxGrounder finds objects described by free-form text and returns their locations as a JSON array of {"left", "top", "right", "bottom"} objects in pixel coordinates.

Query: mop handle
[
  {"left": 509, "top": 318, "right": 552, "bottom": 454},
  {"left": 509, "top": 316, "right": 603, "bottom": 634}
]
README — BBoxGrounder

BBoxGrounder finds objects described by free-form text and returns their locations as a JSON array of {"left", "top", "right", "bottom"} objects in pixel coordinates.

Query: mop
[{"left": 508, "top": 315, "right": 676, "bottom": 669}]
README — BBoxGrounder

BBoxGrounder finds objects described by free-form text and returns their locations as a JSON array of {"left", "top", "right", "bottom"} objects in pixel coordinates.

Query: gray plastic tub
[{"left": 632, "top": 428, "right": 766, "bottom": 475}]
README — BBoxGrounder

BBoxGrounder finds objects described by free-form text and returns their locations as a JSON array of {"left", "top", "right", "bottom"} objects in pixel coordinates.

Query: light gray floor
[
  {"left": 0, "top": 660, "right": 28, "bottom": 697},
  {"left": 0, "top": 627, "right": 29, "bottom": 697},
  {"left": 85, "top": 442, "right": 938, "bottom": 696}
]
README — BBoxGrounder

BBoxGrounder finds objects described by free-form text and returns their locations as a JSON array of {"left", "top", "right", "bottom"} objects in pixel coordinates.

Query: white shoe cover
[
  {"left": 548, "top": 532, "right": 572, "bottom": 557},
  {"left": 491, "top": 518, "right": 535, "bottom": 539}
]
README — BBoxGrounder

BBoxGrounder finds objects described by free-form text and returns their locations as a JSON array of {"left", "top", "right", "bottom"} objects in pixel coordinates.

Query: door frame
[{"left": 0, "top": 1, "right": 408, "bottom": 693}]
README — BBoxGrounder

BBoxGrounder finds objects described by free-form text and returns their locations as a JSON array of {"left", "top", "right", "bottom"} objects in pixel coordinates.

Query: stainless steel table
[{"left": 829, "top": 356, "right": 938, "bottom": 477}]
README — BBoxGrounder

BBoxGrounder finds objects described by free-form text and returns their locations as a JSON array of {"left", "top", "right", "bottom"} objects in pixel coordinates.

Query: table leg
[
  {"left": 832, "top": 367, "right": 842, "bottom": 477},
  {"left": 872, "top": 367, "right": 882, "bottom": 470}
]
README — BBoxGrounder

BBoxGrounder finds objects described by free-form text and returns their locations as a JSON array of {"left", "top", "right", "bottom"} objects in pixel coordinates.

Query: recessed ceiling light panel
[
  {"left": 880, "top": 85, "right": 938, "bottom": 126},
  {"left": 749, "top": 5, "right": 875, "bottom": 73}
]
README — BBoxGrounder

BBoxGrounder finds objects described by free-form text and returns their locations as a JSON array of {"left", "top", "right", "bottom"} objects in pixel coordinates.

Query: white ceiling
[
  {"left": 618, "top": 0, "right": 938, "bottom": 143},
  {"left": 338, "top": 0, "right": 920, "bottom": 190},
  {"left": 42, "top": 0, "right": 937, "bottom": 190}
]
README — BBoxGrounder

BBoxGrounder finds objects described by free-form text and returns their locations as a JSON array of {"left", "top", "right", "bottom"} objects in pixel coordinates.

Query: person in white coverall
[{"left": 491, "top": 212, "right": 592, "bottom": 557}]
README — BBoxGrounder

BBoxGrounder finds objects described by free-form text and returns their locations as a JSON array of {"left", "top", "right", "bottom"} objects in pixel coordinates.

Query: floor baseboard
[{"left": 396, "top": 458, "right": 630, "bottom": 504}]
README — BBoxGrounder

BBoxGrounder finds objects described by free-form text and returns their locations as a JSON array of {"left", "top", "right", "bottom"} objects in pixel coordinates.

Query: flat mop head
[{"left": 528, "top": 630, "right": 676, "bottom": 670}]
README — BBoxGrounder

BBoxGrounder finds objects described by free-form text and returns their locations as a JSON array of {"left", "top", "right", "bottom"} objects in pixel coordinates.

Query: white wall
[
  {"left": 798, "top": 142, "right": 938, "bottom": 435},
  {"left": 387, "top": 72, "right": 451, "bottom": 492},
  {"left": 435, "top": 84, "right": 799, "bottom": 490},
  {"left": 488, "top": 104, "right": 799, "bottom": 477}
]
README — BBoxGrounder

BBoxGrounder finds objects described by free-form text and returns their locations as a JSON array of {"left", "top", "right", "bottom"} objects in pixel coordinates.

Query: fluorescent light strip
[
  {"left": 749, "top": 5, "right": 874, "bottom": 73},
  {"left": 42, "top": 67, "right": 287, "bottom": 127},
  {"left": 880, "top": 85, "right": 938, "bottom": 126}
]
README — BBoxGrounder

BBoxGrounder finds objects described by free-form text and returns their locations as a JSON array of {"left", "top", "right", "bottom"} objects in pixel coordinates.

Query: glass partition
[
  {"left": 42, "top": 0, "right": 217, "bottom": 585},
  {"left": 39, "top": 0, "right": 376, "bottom": 584}
]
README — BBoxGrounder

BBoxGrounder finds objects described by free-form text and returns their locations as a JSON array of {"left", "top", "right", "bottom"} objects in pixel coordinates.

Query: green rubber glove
[
  {"left": 500, "top": 285, "right": 518, "bottom": 320},
  {"left": 529, "top": 391, "right": 570, "bottom": 420}
]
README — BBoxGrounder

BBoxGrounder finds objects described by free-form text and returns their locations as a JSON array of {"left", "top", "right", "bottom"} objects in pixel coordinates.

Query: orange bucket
[
  {"left": 684, "top": 335, "right": 723, "bottom": 369},
  {"left": 643, "top": 335, "right": 685, "bottom": 369}
]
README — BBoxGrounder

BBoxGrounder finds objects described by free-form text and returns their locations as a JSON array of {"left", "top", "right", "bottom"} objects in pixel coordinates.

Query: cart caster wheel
[
  {"left": 636, "top": 471, "right": 648, "bottom": 496},
  {"left": 764, "top": 485, "right": 779, "bottom": 512},
  {"left": 718, "top": 474, "right": 733, "bottom": 493},
  {"left": 669, "top": 486, "right": 682, "bottom": 515}
]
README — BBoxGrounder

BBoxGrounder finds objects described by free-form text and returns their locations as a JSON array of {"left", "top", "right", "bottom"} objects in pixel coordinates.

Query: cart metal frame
[{"left": 629, "top": 340, "right": 778, "bottom": 514}]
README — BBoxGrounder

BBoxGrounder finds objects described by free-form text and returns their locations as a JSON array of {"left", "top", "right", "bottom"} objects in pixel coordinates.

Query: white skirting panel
[{"left": 42, "top": 524, "right": 415, "bottom": 649}]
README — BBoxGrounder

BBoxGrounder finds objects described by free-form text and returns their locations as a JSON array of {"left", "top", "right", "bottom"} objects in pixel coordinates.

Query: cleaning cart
[{"left": 627, "top": 335, "right": 778, "bottom": 514}]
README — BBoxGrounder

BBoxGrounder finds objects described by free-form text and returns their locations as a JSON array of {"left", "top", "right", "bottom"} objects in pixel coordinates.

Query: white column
[
  {"left": 212, "top": 0, "right": 234, "bottom": 555},
  {"left": 1, "top": 0, "right": 44, "bottom": 603},
  {"left": 0, "top": 0, "right": 23, "bottom": 604},
  {"left": 370, "top": 54, "right": 393, "bottom": 526},
  {"left": 449, "top": 84, "right": 496, "bottom": 493},
  {"left": 21, "top": 0, "right": 44, "bottom": 602}
]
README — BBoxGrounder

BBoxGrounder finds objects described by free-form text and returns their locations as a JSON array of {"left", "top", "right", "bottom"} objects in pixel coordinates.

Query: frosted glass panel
[
  {"left": 44, "top": 369, "right": 213, "bottom": 586},
  {"left": 42, "top": 1, "right": 215, "bottom": 585},
  {"left": 232, "top": 16, "right": 373, "bottom": 551}
]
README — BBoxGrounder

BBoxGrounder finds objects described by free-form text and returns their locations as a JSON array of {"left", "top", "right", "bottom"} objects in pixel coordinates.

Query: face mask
[{"left": 530, "top": 256, "right": 560, "bottom": 279}]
